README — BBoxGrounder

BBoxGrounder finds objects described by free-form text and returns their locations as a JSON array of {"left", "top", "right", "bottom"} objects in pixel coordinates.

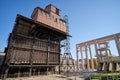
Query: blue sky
[{"left": 0, "top": 0, "right": 120, "bottom": 58}]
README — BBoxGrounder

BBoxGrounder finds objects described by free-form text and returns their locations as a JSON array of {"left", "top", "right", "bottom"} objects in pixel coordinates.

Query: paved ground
[{"left": 5, "top": 74, "right": 84, "bottom": 80}]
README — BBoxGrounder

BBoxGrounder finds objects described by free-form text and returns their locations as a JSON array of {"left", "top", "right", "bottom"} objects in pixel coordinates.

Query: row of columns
[
  {"left": 76, "top": 44, "right": 95, "bottom": 72},
  {"left": 76, "top": 34, "right": 120, "bottom": 72}
]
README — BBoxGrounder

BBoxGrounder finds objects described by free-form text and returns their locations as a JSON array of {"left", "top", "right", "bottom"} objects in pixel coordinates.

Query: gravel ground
[{"left": 4, "top": 74, "right": 84, "bottom": 80}]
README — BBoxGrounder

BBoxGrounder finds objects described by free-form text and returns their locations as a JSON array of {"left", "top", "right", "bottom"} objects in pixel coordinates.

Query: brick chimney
[{"left": 45, "top": 4, "right": 60, "bottom": 16}]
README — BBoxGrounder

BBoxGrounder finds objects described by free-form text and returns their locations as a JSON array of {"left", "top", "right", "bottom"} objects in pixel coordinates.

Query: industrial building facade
[{"left": 2, "top": 4, "right": 67, "bottom": 78}]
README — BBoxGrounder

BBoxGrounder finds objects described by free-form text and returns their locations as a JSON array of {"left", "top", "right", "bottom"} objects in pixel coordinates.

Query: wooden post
[
  {"left": 29, "top": 32, "right": 36, "bottom": 77},
  {"left": 38, "top": 68, "right": 40, "bottom": 75},
  {"left": 58, "top": 40, "right": 61, "bottom": 74},
  {"left": 47, "top": 67, "right": 49, "bottom": 75},
  {"left": 29, "top": 68, "right": 32, "bottom": 77},
  {"left": 33, "top": 68, "right": 36, "bottom": 76},
  {"left": 47, "top": 34, "right": 50, "bottom": 65},
  {"left": 18, "top": 67, "right": 21, "bottom": 78},
  {"left": 3, "top": 68, "right": 9, "bottom": 80}
]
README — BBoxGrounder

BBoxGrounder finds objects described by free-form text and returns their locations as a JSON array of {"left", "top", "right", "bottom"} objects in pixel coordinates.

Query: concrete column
[
  {"left": 94, "top": 42, "right": 100, "bottom": 71},
  {"left": 80, "top": 47, "right": 84, "bottom": 71},
  {"left": 76, "top": 45, "right": 79, "bottom": 70},
  {"left": 88, "top": 45, "right": 94, "bottom": 71},
  {"left": 114, "top": 35, "right": 120, "bottom": 56},
  {"left": 94, "top": 42, "right": 99, "bottom": 61},
  {"left": 85, "top": 45, "right": 90, "bottom": 72}
]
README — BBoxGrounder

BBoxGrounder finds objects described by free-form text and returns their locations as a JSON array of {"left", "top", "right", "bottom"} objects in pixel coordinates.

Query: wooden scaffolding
[{"left": 2, "top": 4, "right": 67, "bottom": 79}]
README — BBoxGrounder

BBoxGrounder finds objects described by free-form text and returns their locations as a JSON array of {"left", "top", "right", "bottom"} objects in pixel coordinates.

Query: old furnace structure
[{"left": 2, "top": 4, "right": 67, "bottom": 78}]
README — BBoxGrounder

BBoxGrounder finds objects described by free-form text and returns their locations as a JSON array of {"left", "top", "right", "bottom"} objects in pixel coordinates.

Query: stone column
[
  {"left": 80, "top": 47, "right": 84, "bottom": 71},
  {"left": 88, "top": 45, "right": 94, "bottom": 71},
  {"left": 85, "top": 45, "right": 90, "bottom": 72}
]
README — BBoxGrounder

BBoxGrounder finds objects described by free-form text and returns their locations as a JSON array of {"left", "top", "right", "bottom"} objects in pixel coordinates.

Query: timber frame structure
[
  {"left": 76, "top": 33, "right": 120, "bottom": 72},
  {"left": 1, "top": 4, "right": 67, "bottom": 79}
]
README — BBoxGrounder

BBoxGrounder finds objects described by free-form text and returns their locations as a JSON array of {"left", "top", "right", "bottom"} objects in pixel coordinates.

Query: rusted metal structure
[
  {"left": 76, "top": 33, "right": 120, "bottom": 72},
  {"left": 2, "top": 4, "right": 67, "bottom": 78},
  {"left": 61, "top": 15, "right": 74, "bottom": 73},
  {"left": 60, "top": 15, "right": 74, "bottom": 73}
]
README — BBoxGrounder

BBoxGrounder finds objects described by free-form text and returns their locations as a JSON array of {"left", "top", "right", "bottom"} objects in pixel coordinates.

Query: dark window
[{"left": 56, "top": 8, "right": 60, "bottom": 15}]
